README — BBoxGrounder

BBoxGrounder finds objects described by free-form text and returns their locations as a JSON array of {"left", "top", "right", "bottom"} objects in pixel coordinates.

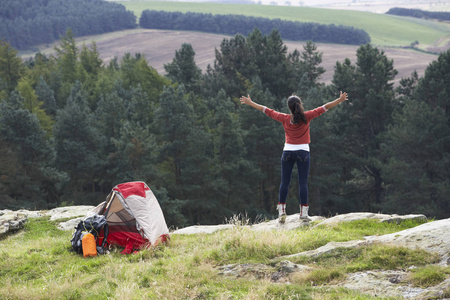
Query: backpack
[{"left": 71, "top": 214, "right": 109, "bottom": 255}]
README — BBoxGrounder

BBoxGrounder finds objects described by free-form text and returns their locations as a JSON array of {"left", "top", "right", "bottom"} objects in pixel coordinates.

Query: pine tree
[
  {"left": 16, "top": 76, "right": 53, "bottom": 134},
  {"left": 383, "top": 50, "right": 450, "bottom": 218},
  {"left": 331, "top": 43, "right": 398, "bottom": 210},
  {"left": 35, "top": 76, "right": 57, "bottom": 116},
  {"left": 0, "top": 40, "right": 24, "bottom": 92},
  {"left": 153, "top": 85, "right": 196, "bottom": 199},
  {"left": 0, "top": 91, "right": 58, "bottom": 208},
  {"left": 53, "top": 29, "right": 78, "bottom": 84},
  {"left": 164, "top": 43, "right": 202, "bottom": 93},
  {"left": 53, "top": 81, "right": 101, "bottom": 198}
]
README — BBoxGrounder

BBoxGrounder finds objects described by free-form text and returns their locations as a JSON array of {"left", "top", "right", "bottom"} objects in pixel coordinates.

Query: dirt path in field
[{"left": 29, "top": 29, "right": 441, "bottom": 85}]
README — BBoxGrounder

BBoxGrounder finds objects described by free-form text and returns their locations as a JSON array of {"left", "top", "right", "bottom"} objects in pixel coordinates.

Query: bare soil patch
[{"left": 27, "top": 29, "right": 440, "bottom": 85}]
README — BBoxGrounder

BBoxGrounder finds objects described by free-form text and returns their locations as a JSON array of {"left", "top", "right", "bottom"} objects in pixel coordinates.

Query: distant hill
[{"left": 118, "top": 1, "right": 450, "bottom": 48}]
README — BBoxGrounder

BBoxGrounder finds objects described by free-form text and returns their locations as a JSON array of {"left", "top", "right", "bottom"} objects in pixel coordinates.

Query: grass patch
[
  {"left": 408, "top": 265, "right": 450, "bottom": 288},
  {"left": 206, "top": 218, "right": 426, "bottom": 265},
  {"left": 118, "top": 1, "right": 450, "bottom": 47},
  {"left": 291, "top": 243, "right": 439, "bottom": 272},
  {"left": 0, "top": 216, "right": 442, "bottom": 299}
]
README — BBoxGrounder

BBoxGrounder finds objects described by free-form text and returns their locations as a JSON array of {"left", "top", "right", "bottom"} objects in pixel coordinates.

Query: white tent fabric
[{"left": 93, "top": 181, "right": 169, "bottom": 247}]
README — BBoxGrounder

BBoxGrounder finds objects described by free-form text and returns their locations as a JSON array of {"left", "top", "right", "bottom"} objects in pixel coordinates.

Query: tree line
[
  {"left": 1, "top": 28, "right": 449, "bottom": 227},
  {"left": 0, "top": 0, "right": 136, "bottom": 50},
  {"left": 139, "top": 10, "right": 371, "bottom": 45},
  {"left": 386, "top": 7, "right": 450, "bottom": 21}
]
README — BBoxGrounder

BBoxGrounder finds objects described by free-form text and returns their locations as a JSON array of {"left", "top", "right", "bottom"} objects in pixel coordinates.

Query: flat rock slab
[
  {"left": 173, "top": 215, "right": 325, "bottom": 234},
  {"left": 344, "top": 270, "right": 424, "bottom": 299},
  {"left": 283, "top": 240, "right": 368, "bottom": 259},
  {"left": 366, "top": 217, "right": 450, "bottom": 265},
  {"left": 314, "top": 212, "right": 427, "bottom": 227},
  {"left": 251, "top": 214, "right": 325, "bottom": 231},
  {"left": 343, "top": 270, "right": 450, "bottom": 299},
  {"left": 172, "top": 224, "right": 235, "bottom": 235},
  {"left": 43, "top": 206, "right": 95, "bottom": 221}
]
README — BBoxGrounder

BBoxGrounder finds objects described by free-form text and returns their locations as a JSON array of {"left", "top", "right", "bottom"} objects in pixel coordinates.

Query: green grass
[
  {"left": 0, "top": 217, "right": 446, "bottom": 299},
  {"left": 408, "top": 265, "right": 450, "bottom": 288},
  {"left": 118, "top": 1, "right": 450, "bottom": 47}
]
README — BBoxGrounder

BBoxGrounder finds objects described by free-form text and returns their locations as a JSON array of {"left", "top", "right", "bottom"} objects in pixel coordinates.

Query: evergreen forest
[
  {"left": 0, "top": 0, "right": 137, "bottom": 50},
  {"left": 1, "top": 27, "right": 449, "bottom": 227}
]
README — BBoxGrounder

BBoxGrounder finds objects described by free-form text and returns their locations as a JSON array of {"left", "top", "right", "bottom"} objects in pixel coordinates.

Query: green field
[{"left": 118, "top": 1, "right": 450, "bottom": 47}]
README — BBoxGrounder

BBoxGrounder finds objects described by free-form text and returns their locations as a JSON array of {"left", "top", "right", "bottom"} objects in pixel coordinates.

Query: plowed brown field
[{"left": 28, "top": 29, "right": 440, "bottom": 85}]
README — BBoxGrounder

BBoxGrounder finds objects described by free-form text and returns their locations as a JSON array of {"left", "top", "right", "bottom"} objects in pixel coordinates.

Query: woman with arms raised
[{"left": 240, "top": 92, "right": 348, "bottom": 223}]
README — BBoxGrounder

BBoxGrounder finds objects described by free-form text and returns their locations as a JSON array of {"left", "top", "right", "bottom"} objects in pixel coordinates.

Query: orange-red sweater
[{"left": 264, "top": 106, "right": 326, "bottom": 144}]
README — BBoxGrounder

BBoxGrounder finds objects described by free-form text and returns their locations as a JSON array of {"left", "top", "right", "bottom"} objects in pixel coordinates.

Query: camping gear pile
[
  {"left": 71, "top": 213, "right": 109, "bottom": 257},
  {"left": 71, "top": 181, "right": 170, "bottom": 256}
]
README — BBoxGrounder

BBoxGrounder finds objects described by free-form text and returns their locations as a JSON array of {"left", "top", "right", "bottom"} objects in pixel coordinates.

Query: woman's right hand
[{"left": 240, "top": 95, "right": 265, "bottom": 112}]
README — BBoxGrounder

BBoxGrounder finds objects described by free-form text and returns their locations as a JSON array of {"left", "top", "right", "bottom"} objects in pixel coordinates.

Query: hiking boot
[
  {"left": 300, "top": 205, "right": 311, "bottom": 221},
  {"left": 277, "top": 203, "right": 286, "bottom": 224}
]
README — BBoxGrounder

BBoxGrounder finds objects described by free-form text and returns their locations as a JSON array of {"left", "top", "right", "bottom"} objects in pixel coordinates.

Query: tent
[{"left": 92, "top": 181, "right": 170, "bottom": 254}]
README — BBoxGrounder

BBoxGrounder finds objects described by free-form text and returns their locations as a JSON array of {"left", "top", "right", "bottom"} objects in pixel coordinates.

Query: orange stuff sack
[{"left": 82, "top": 233, "right": 97, "bottom": 258}]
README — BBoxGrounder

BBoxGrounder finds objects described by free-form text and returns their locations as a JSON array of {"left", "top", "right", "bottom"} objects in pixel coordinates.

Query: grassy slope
[
  {"left": 1, "top": 217, "right": 448, "bottom": 299},
  {"left": 118, "top": 1, "right": 450, "bottom": 47}
]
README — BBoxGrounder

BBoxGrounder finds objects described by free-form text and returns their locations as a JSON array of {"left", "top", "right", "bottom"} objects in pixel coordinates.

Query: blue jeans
[{"left": 279, "top": 150, "right": 310, "bottom": 206}]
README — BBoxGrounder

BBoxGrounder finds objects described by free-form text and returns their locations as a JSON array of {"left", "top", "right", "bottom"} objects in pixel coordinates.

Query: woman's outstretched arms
[
  {"left": 324, "top": 91, "right": 349, "bottom": 110},
  {"left": 240, "top": 95, "right": 265, "bottom": 112}
]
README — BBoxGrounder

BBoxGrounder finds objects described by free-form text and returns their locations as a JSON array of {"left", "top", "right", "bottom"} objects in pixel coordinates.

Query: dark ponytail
[{"left": 287, "top": 95, "right": 307, "bottom": 124}]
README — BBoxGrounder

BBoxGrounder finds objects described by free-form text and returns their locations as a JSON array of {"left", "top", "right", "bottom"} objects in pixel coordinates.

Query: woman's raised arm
[{"left": 324, "top": 91, "right": 349, "bottom": 110}]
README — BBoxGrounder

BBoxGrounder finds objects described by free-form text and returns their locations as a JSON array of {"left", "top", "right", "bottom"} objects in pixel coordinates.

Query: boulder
[
  {"left": 58, "top": 217, "right": 84, "bottom": 231},
  {"left": 217, "top": 263, "right": 284, "bottom": 282},
  {"left": 274, "top": 260, "right": 313, "bottom": 274}
]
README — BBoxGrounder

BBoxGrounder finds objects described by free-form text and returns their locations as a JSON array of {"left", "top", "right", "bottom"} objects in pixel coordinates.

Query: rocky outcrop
[
  {"left": 172, "top": 214, "right": 325, "bottom": 235},
  {"left": 283, "top": 216, "right": 448, "bottom": 265},
  {"left": 173, "top": 212, "right": 426, "bottom": 235},
  {"left": 0, "top": 206, "right": 94, "bottom": 238},
  {"left": 274, "top": 215, "right": 450, "bottom": 299},
  {"left": 0, "top": 210, "right": 28, "bottom": 237},
  {"left": 313, "top": 212, "right": 427, "bottom": 227},
  {"left": 366, "top": 217, "right": 450, "bottom": 265}
]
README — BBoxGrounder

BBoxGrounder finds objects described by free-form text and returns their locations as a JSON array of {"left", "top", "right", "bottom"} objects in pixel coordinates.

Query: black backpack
[{"left": 71, "top": 214, "right": 109, "bottom": 254}]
